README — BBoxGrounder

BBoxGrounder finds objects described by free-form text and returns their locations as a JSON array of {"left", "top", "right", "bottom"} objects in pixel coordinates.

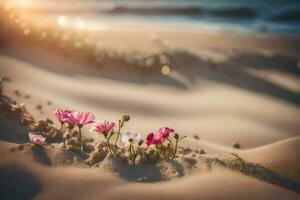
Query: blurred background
[{"left": 3, "top": 0, "right": 300, "bottom": 34}]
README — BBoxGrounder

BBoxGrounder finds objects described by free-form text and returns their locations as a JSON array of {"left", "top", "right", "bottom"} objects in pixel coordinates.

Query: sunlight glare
[
  {"left": 57, "top": 16, "right": 67, "bottom": 27},
  {"left": 76, "top": 19, "right": 86, "bottom": 30},
  {"left": 18, "top": 0, "right": 30, "bottom": 6}
]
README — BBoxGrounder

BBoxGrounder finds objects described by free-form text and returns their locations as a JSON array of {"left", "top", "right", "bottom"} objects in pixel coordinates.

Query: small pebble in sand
[
  {"left": 193, "top": 135, "right": 199, "bottom": 140},
  {"left": 25, "top": 94, "right": 30, "bottom": 99},
  {"left": 183, "top": 147, "right": 192, "bottom": 153},
  {"left": 137, "top": 177, "right": 147, "bottom": 182},
  {"left": 47, "top": 101, "right": 52, "bottom": 106},
  {"left": 36, "top": 104, "right": 43, "bottom": 110},
  {"left": 233, "top": 142, "right": 240, "bottom": 149},
  {"left": 199, "top": 149, "right": 206, "bottom": 154},
  {"left": 14, "top": 90, "right": 21, "bottom": 96}
]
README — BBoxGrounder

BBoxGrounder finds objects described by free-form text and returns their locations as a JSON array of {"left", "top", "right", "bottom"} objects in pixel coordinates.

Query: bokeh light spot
[
  {"left": 161, "top": 65, "right": 170, "bottom": 76},
  {"left": 57, "top": 15, "right": 67, "bottom": 27}
]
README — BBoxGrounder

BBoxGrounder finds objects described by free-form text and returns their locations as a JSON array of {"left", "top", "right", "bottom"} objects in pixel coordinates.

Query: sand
[{"left": 1, "top": 29, "right": 300, "bottom": 199}]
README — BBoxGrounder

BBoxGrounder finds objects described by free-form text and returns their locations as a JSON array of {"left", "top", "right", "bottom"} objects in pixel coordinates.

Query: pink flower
[
  {"left": 156, "top": 127, "right": 174, "bottom": 139},
  {"left": 146, "top": 132, "right": 164, "bottom": 146},
  {"left": 54, "top": 108, "right": 73, "bottom": 123},
  {"left": 145, "top": 127, "right": 175, "bottom": 146},
  {"left": 146, "top": 133, "right": 155, "bottom": 146},
  {"left": 66, "top": 111, "right": 95, "bottom": 126},
  {"left": 91, "top": 120, "right": 115, "bottom": 135},
  {"left": 28, "top": 132, "right": 46, "bottom": 146}
]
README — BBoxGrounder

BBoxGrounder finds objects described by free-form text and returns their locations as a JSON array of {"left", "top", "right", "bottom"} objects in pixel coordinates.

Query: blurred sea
[{"left": 26, "top": 0, "right": 300, "bottom": 35}]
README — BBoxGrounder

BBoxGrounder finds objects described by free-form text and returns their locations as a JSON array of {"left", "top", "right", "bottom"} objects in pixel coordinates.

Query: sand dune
[
  {"left": 0, "top": 138, "right": 300, "bottom": 199},
  {"left": 1, "top": 29, "right": 300, "bottom": 199},
  {"left": 1, "top": 44, "right": 300, "bottom": 151},
  {"left": 1, "top": 160, "right": 299, "bottom": 200},
  {"left": 241, "top": 136, "right": 300, "bottom": 184}
]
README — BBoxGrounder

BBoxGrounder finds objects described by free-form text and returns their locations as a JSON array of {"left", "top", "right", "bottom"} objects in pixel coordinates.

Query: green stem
[
  {"left": 61, "top": 122, "right": 66, "bottom": 145},
  {"left": 60, "top": 122, "right": 64, "bottom": 130},
  {"left": 133, "top": 147, "right": 138, "bottom": 165},
  {"left": 129, "top": 144, "right": 136, "bottom": 165},
  {"left": 108, "top": 132, "right": 113, "bottom": 143},
  {"left": 105, "top": 133, "right": 113, "bottom": 155},
  {"left": 78, "top": 125, "right": 83, "bottom": 151},
  {"left": 172, "top": 138, "right": 179, "bottom": 159},
  {"left": 129, "top": 144, "right": 132, "bottom": 160},
  {"left": 167, "top": 138, "right": 173, "bottom": 148},
  {"left": 114, "top": 120, "right": 121, "bottom": 148}
]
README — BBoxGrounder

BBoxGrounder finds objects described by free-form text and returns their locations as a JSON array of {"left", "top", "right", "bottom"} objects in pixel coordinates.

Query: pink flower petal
[
  {"left": 54, "top": 108, "right": 73, "bottom": 123},
  {"left": 28, "top": 132, "right": 46, "bottom": 146},
  {"left": 91, "top": 120, "right": 115, "bottom": 135},
  {"left": 66, "top": 111, "right": 95, "bottom": 126}
]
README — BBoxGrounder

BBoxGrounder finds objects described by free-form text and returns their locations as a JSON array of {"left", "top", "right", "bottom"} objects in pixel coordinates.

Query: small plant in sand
[
  {"left": 66, "top": 111, "right": 95, "bottom": 150},
  {"left": 49, "top": 108, "right": 186, "bottom": 165},
  {"left": 146, "top": 127, "right": 186, "bottom": 159},
  {"left": 114, "top": 115, "right": 130, "bottom": 149},
  {"left": 53, "top": 109, "right": 95, "bottom": 150},
  {"left": 90, "top": 120, "right": 116, "bottom": 155},
  {"left": 120, "top": 131, "right": 142, "bottom": 165},
  {"left": 53, "top": 108, "right": 73, "bottom": 130}
]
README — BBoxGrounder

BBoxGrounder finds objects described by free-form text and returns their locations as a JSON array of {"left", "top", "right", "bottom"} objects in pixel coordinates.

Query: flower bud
[
  {"left": 138, "top": 139, "right": 144, "bottom": 146},
  {"left": 174, "top": 133, "right": 179, "bottom": 140},
  {"left": 122, "top": 115, "right": 130, "bottom": 122}
]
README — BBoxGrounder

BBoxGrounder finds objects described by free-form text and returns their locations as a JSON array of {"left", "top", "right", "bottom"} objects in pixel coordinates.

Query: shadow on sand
[
  {"left": 102, "top": 156, "right": 185, "bottom": 182},
  {"left": 204, "top": 153, "right": 300, "bottom": 193},
  {"left": 0, "top": 163, "right": 41, "bottom": 200}
]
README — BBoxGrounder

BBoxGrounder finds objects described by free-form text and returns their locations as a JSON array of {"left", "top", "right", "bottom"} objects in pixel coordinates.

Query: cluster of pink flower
[
  {"left": 146, "top": 127, "right": 174, "bottom": 146},
  {"left": 29, "top": 109, "right": 95, "bottom": 149},
  {"left": 54, "top": 109, "right": 95, "bottom": 127},
  {"left": 28, "top": 108, "right": 186, "bottom": 163},
  {"left": 54, "top": 109, "right": 95, "bottom": 150}
]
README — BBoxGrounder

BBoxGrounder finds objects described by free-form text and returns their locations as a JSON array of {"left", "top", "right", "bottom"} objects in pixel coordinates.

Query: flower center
[{"left": 128, "top": 138, "right": 134, "bottom": 143}]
